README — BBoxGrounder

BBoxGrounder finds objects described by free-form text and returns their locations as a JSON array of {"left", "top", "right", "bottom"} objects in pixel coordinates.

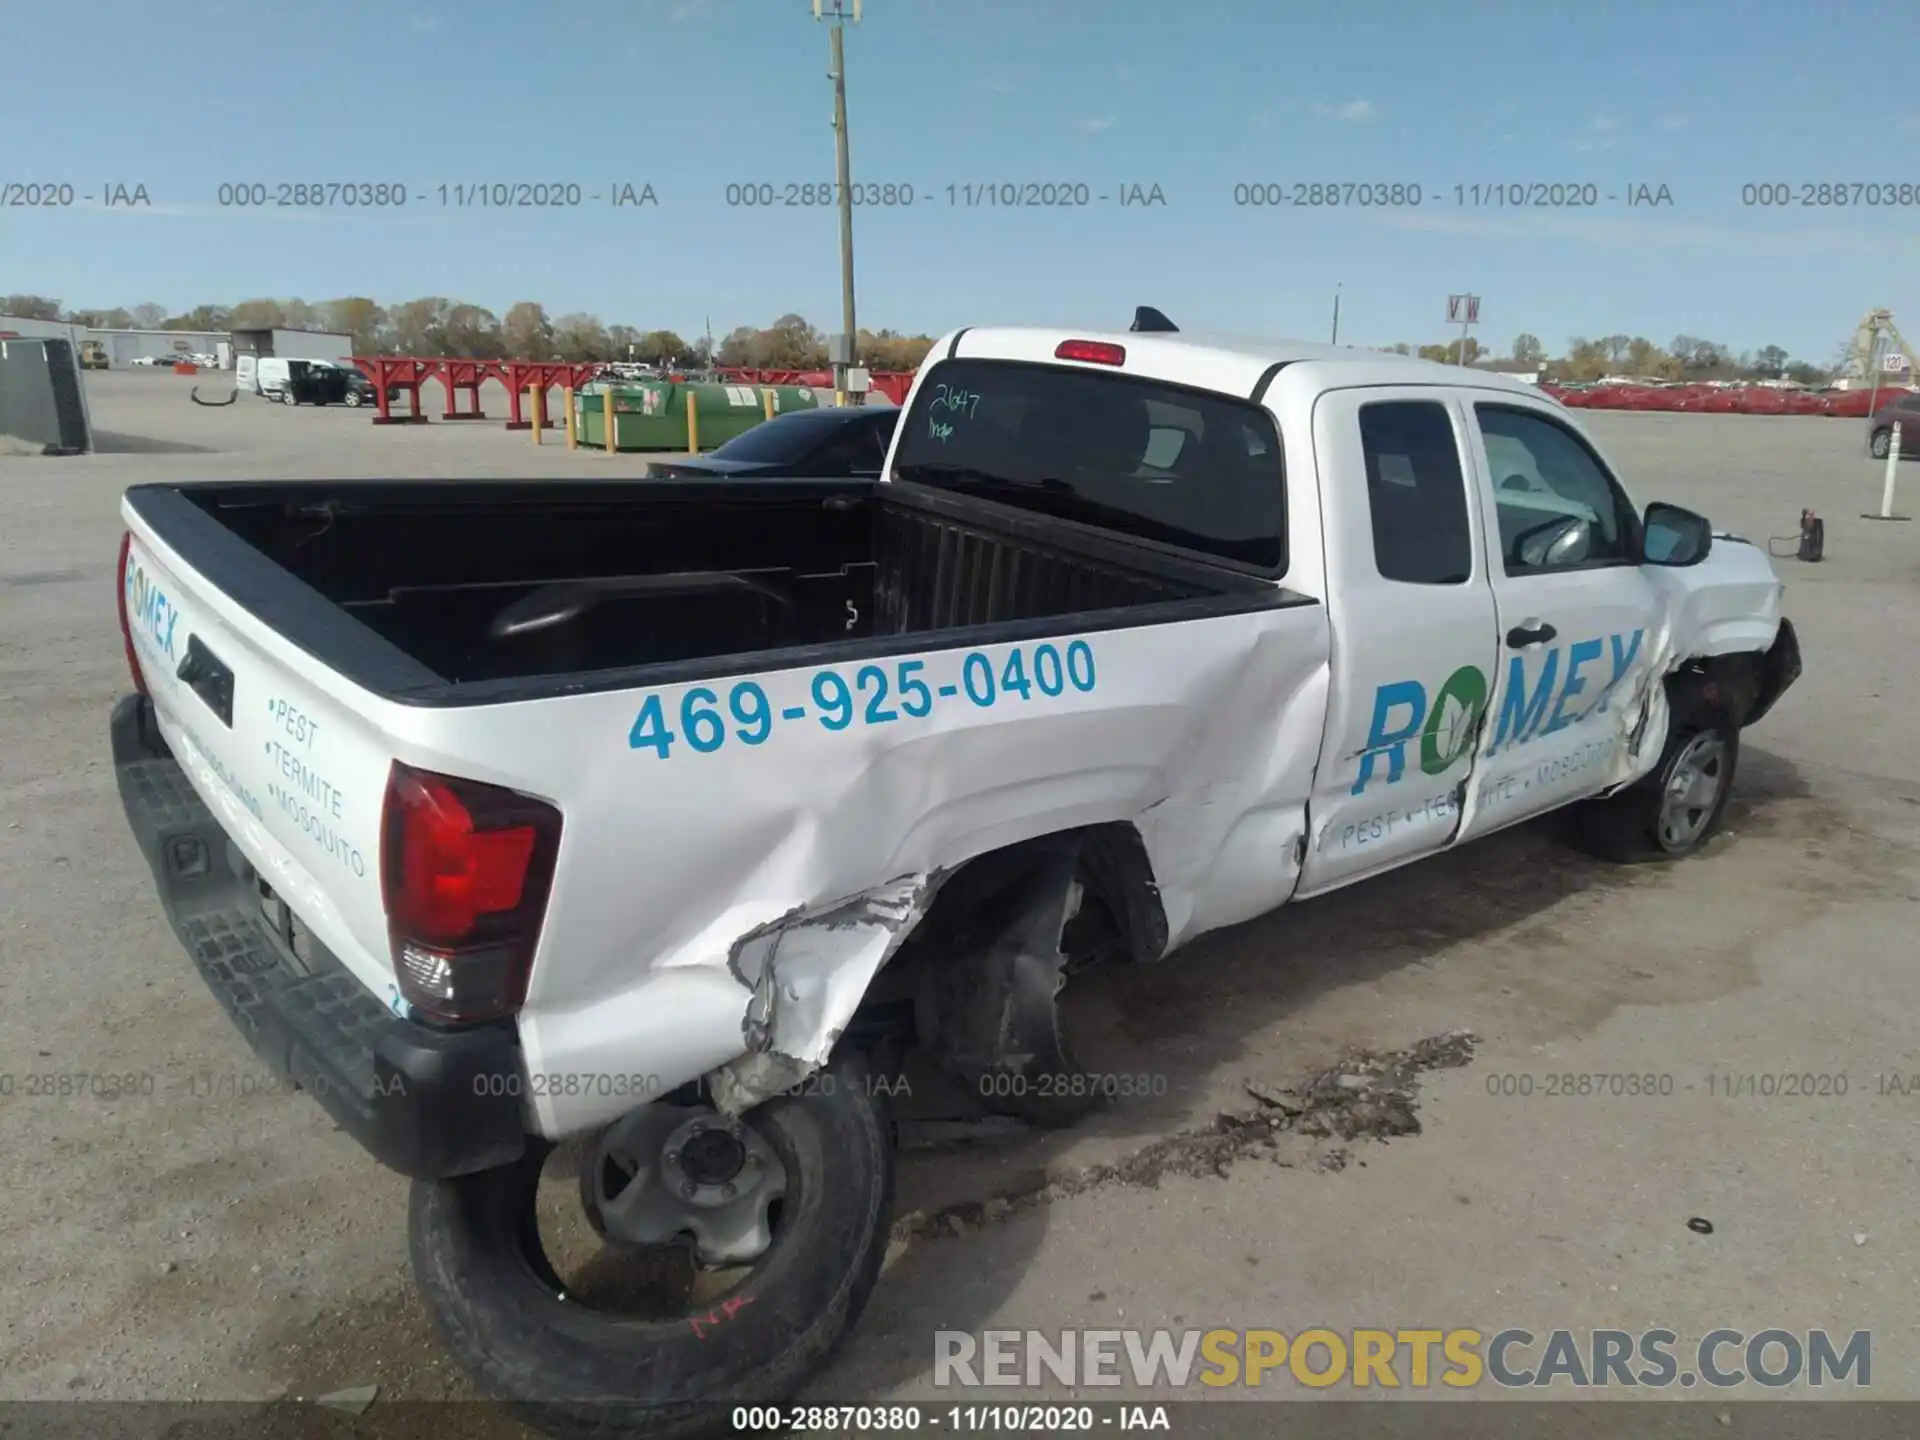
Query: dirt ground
[{"left": 1, "top": 369, "right": 1916, "bottom": 1433}]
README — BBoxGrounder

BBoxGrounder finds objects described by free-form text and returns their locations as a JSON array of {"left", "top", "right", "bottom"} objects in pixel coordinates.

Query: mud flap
[
  {"left": 1743, "top": 618, "right": 1802, "bottom": 727},
  {"left": 913, "top": 834, "right": 1093, "bottom": 1126}
]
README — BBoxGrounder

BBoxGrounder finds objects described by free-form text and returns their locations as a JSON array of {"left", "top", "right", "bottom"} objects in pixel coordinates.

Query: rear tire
[
  {"left": 1870, "top": 427, "right": 1892, "bottom": 460},
  {"left": 408, "top": 1057, "right": 895, "bottom": 1440},
  {"left": 1573, "top": 709, "right": 1739, "bottom": 863}
]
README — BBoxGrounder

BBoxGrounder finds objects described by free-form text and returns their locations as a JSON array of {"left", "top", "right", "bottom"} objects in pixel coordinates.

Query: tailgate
[{"left": 121, "top": 515, "right": 402, "bottom": 1009}]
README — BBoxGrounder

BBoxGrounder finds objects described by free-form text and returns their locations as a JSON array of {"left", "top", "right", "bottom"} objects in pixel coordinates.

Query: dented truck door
[
  {"left": 1296, "top": 389, "right": 1500, "bottom": 897},
  {"left": 1450, "top": 400, "right": 1665, "bottom": 842}
]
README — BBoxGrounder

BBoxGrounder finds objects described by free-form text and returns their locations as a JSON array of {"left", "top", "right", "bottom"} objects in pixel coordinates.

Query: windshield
[
  {"left": 891, "top": 358, "right": 1286, "bottom": 570},
  {"left": 709, "top": 408, "right": 850, "bottom": 462}
]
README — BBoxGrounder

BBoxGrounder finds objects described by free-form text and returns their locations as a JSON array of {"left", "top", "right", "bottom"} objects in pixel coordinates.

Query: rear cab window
[
  {"left": 1357, "top": 400, "right": 1472, "bottom": 585},
  {"left": 889, "top": 357, "right": 1287, "bottom": 572}
]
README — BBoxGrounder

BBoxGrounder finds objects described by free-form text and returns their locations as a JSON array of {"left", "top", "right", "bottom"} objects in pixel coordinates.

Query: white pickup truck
[{"left": 111, "top": 309, "right": 1800, "bottom": 1438}]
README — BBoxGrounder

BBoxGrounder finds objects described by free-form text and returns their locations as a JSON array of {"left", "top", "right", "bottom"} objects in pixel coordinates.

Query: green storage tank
[{"left": 574, "top": 381, "right": 824, "bottom": 452}]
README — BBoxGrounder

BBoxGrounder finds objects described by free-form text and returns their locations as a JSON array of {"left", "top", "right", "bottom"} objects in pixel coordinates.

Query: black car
[
  {"left": 333, "top": 362, "right": 377, "bottom": 408},
  {"left": 647, "top": 403, "right": 897, "bottom": 479}
]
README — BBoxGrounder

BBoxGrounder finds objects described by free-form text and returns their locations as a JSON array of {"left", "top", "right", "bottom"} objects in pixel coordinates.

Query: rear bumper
[
  {"left": 110, "top": 693, "right": 527, "bottom": 1180},
  {"left": 1744, "top": 616, "right": 1802, "bottom": 727}
]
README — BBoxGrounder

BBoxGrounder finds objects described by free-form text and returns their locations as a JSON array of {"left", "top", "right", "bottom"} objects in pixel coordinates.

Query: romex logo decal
[
  {"left": 1353, "top": 630, "right": 1645, "bottom": 795},
  {"left": 124, "top": 557, "right": 181, "bottom": 663}
]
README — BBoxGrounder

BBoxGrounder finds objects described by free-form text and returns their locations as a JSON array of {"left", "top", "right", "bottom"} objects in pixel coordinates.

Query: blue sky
[{"left": 3, "top": 0, "right": 1915, "bottom": 362}]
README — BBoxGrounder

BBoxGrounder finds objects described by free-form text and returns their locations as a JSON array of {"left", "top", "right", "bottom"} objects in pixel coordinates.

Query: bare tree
[
  {"left": 502, "top": 302, "right": 556, "bottom": 361},
  {"left": 228, "top": 298, "right": 288, "bottom": 330},
  {"left": 552, "top": 313, "right": 612, "bottom": 362},
  {"left": 321, "top": 298, "right": 390, "bottom": 354},
  {"left": 443, "top": 304, "right": 503, "bottom": 358},
  {"left": 1, "top": 295, "right": 63, "bottom": 320}
]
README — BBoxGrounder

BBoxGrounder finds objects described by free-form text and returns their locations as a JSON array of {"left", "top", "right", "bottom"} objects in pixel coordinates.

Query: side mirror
[{"left": 1642, "top": 502, "right": 1712, "bottom": 566}]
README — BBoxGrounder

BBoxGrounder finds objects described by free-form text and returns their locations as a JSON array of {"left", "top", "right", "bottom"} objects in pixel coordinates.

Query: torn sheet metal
[{"left": 708, "top": 874, "right": 938, "bottom": 1114}]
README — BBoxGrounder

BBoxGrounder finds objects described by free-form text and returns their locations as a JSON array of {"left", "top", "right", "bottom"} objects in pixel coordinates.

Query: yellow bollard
[
  {"left": 686, "top": 390, "right": 700, "bottom": 454},
  {"left": 763, "top": 389, "right": 776, "bottom": 422},
  {"left": 563, "top": 386, "right": 576, "bottom": 449},
  {"left": 530, "top": 387, "right": 545, "bottom": 445},
  {"left": 604, "top": 388, "right": 616, "bottom": 454}
]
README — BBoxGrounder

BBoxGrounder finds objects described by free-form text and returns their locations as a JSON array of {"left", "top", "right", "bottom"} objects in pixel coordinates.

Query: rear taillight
[
  {"left": 379, "top": 761, "right": 563, "bottom": 1024},
  {"left": 115, "top": 533, "right": 148, "bottom": 698}
]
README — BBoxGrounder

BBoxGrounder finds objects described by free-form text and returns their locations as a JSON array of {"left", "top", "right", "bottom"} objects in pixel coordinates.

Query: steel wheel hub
[
  {"left": 582, "top": 1104, "right": 788, "bottom": 1267},
  {"left": 1658, "top": 731, "right": 1726, "bottom": 850}
]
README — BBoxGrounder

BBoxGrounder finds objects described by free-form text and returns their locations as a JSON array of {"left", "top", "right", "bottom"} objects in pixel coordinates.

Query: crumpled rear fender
[{"left": 706, "top": 874, "right": 941, "bottom": 1115}]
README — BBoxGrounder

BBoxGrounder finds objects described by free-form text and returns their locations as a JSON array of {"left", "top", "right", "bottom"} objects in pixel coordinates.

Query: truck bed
[{"left": 130, "top": 478, "right": 1292, "bottom": 705}]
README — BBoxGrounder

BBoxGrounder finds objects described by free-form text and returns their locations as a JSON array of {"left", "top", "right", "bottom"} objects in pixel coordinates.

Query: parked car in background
[
  {"left": 646, "top": 402, "right": 898, "bottom": 479},
  {"left": 129, "top": 355, "right": 169, "bottom": 367},
  {"left": 308, "top": 359, "right": 377, "bottom": 407},
  {"left": 239, "top": 357, "right": 350, "bottom": 405},
  {"left": 1867, "top": 390, "right": 1920, "bottom": 458}
]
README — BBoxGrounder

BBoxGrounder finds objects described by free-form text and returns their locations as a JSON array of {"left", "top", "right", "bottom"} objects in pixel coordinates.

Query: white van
[{"left": 238, "top": 357, "right": 303, "bottom": 401}]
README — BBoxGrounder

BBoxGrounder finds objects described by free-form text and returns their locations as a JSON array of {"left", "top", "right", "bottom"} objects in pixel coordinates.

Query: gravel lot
[{"left": 1, "top": 368, "right": 1916, "bottom": 1434}]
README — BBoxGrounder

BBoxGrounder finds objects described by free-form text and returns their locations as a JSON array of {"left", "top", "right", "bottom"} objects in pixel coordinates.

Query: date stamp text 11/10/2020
[
  {"left": 1481, "top": 1072, "right": 1920, "bottom": 1099},
  {"left": 724, "top": 181, "right": 1167, "bottom": 208},
  {"left": 1232, "top": 181, "right": 1675, "bottom": 209}
]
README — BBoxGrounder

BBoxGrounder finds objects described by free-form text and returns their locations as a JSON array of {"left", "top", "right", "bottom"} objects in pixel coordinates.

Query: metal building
[
  {"left": 229, "top": 328, "right": 355, "bottom": 364},
  {"left": 94, "top": 329, "right": 228, "bottom": 366},
  {"left": 0, "top": 317, "right": 227, "bottom": 367}
]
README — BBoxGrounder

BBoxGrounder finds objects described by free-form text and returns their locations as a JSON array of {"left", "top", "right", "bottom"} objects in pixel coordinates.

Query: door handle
[
  {"left": 1506, "top": 621, "right": 1557, "bottom": 649},
  {"left": 175, "top": 634, "right": 235, "bottom": 727}
]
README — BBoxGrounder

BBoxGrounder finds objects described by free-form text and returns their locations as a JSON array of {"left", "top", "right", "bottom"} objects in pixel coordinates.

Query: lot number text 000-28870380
[{"left": 626, "top": 641, "right": 1098, "bottom": 761}]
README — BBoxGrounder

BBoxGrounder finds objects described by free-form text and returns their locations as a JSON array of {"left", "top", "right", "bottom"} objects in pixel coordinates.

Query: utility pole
[
  {"left": 816, "top": 0, "right": 862, "bottom": 405},
  {"left": 1330, "top": 284, "right": 1341, "bottom": 345}
]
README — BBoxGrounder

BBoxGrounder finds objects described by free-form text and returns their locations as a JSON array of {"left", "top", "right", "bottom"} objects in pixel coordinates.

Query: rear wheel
[
  {"left": 408, "top": 1058, "right": 895, "bottom": 1440},
  {"left": 1573, "top": 710, "right": 1738, "bottom": 862},
  {"left": 1870, "top": 427, "right": 1892, "bottom": 460}
]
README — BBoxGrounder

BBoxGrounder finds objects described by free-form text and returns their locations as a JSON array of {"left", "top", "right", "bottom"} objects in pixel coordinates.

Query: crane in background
[{"left": 1844, "top": 309, "right": 1918, "bottom": 394}]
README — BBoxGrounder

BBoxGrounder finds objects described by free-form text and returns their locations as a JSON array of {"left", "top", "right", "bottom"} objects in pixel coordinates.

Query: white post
[
  {"left": 1866, "top": 419, "right": 1912, "bottom": 521},
  {"left": 1881, "top": 422, "right": 1901, "bottom": 516}
]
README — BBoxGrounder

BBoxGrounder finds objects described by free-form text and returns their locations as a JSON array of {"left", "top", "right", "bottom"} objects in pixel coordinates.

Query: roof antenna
[{"left": 1130, "top": 306, "right": 1178, "bottom": 334}]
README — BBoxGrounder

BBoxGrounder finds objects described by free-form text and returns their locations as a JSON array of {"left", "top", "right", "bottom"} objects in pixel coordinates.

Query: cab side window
[
  {"left": 1475, "top": 405, "right": 1636, "bottom": 575},
  {"left": 1359, "top": 400, "right": 1472, "bottom": 585},
  {"left": 812, "top": 416, "right": 890, "bottom": 475}
]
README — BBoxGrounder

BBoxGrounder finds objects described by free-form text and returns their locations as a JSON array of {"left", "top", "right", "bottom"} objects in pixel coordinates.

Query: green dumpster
[{"left": 574, "top": 381, "right": 823, "bottom": 452}]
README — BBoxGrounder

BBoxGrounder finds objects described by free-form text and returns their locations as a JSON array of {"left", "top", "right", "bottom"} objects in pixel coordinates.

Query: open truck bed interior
[{"left": 135, "top": 479, "right": 1299, "bottom": 704}]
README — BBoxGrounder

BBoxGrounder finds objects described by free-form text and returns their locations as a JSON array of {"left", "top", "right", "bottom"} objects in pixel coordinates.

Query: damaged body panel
[
  {"left": 1291, "top": 379, "right": 1795, "bottom": 896},
  {"left": 110, "top": 324, "right": 1802, "bottom": 1160},
  {"left": 708, "top": 875, "right": 940, "bottom": 1114},
  {"left": 500, "top": 593, "right": 1334, "bottom": 1140},
  {"left": 104, "top": 320, "right": 1808, "bottom": 1439}
]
